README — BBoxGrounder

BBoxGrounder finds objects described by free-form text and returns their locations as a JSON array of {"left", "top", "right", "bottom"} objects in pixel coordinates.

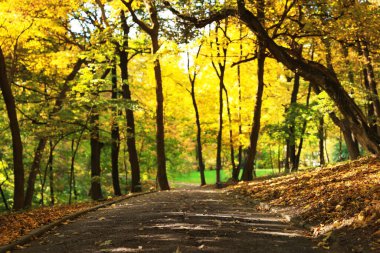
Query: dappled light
[{"left": 0, "top": 0, "right": 379, "bottom": 252}]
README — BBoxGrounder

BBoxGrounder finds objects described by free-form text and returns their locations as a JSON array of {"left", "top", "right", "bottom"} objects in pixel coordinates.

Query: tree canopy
[{"left": 0, "top": 0, "right": 379, "bottom": 210}]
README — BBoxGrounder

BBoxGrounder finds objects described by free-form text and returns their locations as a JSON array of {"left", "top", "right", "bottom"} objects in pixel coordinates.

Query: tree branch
[{"left": 164, "top": 1, "right": 237, "bottom": 28}]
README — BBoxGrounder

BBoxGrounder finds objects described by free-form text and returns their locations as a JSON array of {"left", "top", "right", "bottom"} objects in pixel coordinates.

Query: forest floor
[
  {"left": 0, "top": 155, "right": 378, "bottom": 252},
  {"left": 229, "top": 155, "right": 380, "bottom": 252}
]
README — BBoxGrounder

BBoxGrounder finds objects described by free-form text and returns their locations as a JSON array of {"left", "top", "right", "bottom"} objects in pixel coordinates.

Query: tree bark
[
  {"left": 187, "top": 47, "right": 206, "bottom": 186},
  {"left": 0, "top": 47, "right": 24, "bottom": 210},
  {"left": 329, "top": 114, "right": 360, "bottom": 160},
  {"left": 90, "top": 107, "right": 103, "bottom": 200},
  {"left": 152, "top": 37, "right": 170, "bottom": 190},
  {"left": 48, "top": 140, "right": 55, "bottom": 206},
  {"left": 234, "top": 24, "right": 243, "bottom": 181},
  {"left": 241, "top": 0, "right": 265, "bottom": 181},
  {"left": 211, "top": 22, "right": 228, "bottom": 187},
  {"left": 216, "top": 68, "right": 224, "bottom": 186},
  {"left": 119, "top": 11, "right": 141, "bottom": 192},
  {"left": 124, "top": 1, "right": 170, "bottom": 190},
  {"left": 318, "top": 117, "right": 325, "bottom": 166},
  {"left": 360, "top": 40, "right": 380, "bottom": 135},
  {"left": 223, "top": 86, "right": 237, "bottom": 177},
  {"left": 287, "top": 72, "right": 300, "bottom": 172},
  {"left": 111, "top": 60, "right": 121, "bottom": 196},
  {"left": 295, "top": 83, "right": 312, "bottom": 169}
]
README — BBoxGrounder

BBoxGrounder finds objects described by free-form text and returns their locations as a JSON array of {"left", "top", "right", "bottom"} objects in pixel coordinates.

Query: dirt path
[{"left": 13, "top": 189, "right": 329, "bottom": 253}]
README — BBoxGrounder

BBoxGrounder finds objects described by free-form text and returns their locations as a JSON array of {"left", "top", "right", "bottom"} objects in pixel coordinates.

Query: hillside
[{"left": 229, "top": 155, "right": 380, "bottom": 252}]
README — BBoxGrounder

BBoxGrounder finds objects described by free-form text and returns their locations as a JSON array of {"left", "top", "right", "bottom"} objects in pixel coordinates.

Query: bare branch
[
  {"left": 231, "top": 55, "right": 257, "bottom": 67},
  {"left": 164, "top": 1, "right": 237, "bottom": 28},
  {"left": 121, "top": 0, "right": 153, "bottom": 34}
]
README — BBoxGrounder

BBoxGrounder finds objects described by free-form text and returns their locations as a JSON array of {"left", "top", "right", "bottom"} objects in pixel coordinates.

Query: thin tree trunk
[
  {"left": 223, "top": 86, "right": 237, "bottom": 177},
  {"left": 324, "top": 129, "right": 330, "bottom": 163},
  {"left": 288, "top": 72, "right": 300, "bottom": 172},
  {"left": 90, "top": 107, "right": 103, "bottom": 200},
  {"left": 152, "top": 37, "right": 170, "bottom": 190},
  {"left": 69, "top": 128, "right": 85, "bottom": 204},
  {"left": 234, "top": 25, "right": 243, "bottom": 181},
  {"left": 318, "top": 117, "right": 325, "bottom": 166},
  {"left": 361, "top": 40, "right": 380, "bottom": 135},
  {"left": 295, "top": 83, "right": 312, "bottom": 169},
  {"left": 0, "top": 47, "right": 24, "bottom": 210},
  {"left": 211, "top": 21, "right": 228, "bottom": 187},
  {"left": 0, "top": 185, "right": 9, "bottom": 210},
  {"left": 24, "top": 59, "right": 84, "bottom": 207},
  {"left": 40, "top": 139, "right": 57, "bottom": 206},
  {"left": 187, "top": 47, "right": 206, "bottom": 186},
  {"left": 49, "top": 140, "right": 55, "bottom": 206},
  {"left": 216, "top": 69, "right": 224, "bottom": 186},
  {"left": 315, "top": 39, "right": 360, "bottom": 159},
  {"left": 111, "top": 60, "right": 121, "bottom": 196}
]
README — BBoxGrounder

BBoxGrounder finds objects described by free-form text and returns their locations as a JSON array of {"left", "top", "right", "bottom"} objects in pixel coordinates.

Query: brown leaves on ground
[
  {"left": 0, "top": 202, "right": 98, "bottom": 246},
  {"left": 229, "top": 155, "right": 380, "bottom": 250}
]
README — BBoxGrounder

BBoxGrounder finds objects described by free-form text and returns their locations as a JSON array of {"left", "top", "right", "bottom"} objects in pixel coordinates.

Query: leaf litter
[{"left": 229, "top": 155, "right": 380, "bottom": 252}]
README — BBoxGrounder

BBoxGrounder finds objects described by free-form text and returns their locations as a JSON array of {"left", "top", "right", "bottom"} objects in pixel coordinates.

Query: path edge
[{"left": 0, "top": 191, "right": 156, "bottom": 253}]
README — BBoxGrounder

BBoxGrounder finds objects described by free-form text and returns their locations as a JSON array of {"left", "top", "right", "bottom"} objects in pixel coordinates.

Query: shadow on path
[{"left": 14, "top": 189, "right": 327, "bottom": 253}]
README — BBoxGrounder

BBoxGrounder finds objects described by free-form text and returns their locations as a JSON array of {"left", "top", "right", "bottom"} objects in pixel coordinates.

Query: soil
[{"left": 10, "top": 187, "right": 336, "bottom": 253}]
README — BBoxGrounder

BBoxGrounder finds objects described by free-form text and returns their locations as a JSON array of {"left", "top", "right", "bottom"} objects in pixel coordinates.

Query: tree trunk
[
  {"left": 24, "top": 59, "right": 84, "bottom": 207},
  {"left": 361, "top": 40, "right": 380, "bottom": 135},
  {"left": 0, "top": 47, "right": 24, "bottom": 210},
  {"left": 216, "top": 70, "right": 224, "bottom": 186},
  {"left": 236, "top": 1, "right": 380, "bottom": 154},
  {"left": 212, "top": 22, "right": 228, "bottom": 187},
  {"left": 49, "top": 140, "right": 55, "bottom": 206},
  {"left": 330, "top": 114, "right": 360, "bottom": 160},
  {"left": 90, "top": 107, "right": 103, "bottom": 200},
  {"left": 234, "top": 25, "right": 243, "bottom": 181},
  {"left": 241, "top": 0, "right": 265, "bottom": 181},
  {"left": 318, "top": 117, "right": 325, "bottom": 166},
  {"left": 124, "top": 0, "right": 170, "bottom": 190},
  {"left": 295, "top": 83, "right": 312, "bottom": 169},
  {"left": 119, "top": 11, "right": 141, "bottom": 193},
  {"left": 187, "top": 47, "right": 206, "bottom": 186},
  {"left": 0, "top": 185, "right": 9, "bottom": 210},
  {"left": 24, "top": 139, "right": 47, "bottom": 207},
  {"left": 111, "top": 61, "right": 122, "bottom": 196},
  {"left": 288, "top": 72, "right": 300, "bottom": 172},
  {"left": 152, "top": 37, "right": 170, "bottom": 190},
  {"left": 193, "top": 92, "right": 206, "bottom": 186},
  {"left": 223, "top": 86, "right": 237, "bottom": 177},
  {"left": 40, "top": 139, "right": 57, "bottom": 206}
]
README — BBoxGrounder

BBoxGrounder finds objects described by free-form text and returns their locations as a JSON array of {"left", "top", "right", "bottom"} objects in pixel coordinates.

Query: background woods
[{"left": 0, "top": 0, "right": 379, "bottom": 210}]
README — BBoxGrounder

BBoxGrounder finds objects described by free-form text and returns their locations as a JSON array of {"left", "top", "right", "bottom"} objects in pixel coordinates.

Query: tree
[
  {"left": 24, "top": 59, "right": 85, "bottom": 207},
  {"left": 123, "top": 0, "right": 170, "bottom": 190},
  {"left": 241, "top": 0, "right": 265, "bottom": 181},
  {"left": 110, "top": 60, "right": 122, "bottom": 196},
  {"left": 166, "top": 0, "right": 380, "bottom": 155},
  {"left": 118, "top": 10, "right": 142, "bottom": 192},
  {"left": 0, "top": 47, "right": 24, "bottom": 210},
  {"left": 187, "top": 45, "right": 206, "bottom": 186}
]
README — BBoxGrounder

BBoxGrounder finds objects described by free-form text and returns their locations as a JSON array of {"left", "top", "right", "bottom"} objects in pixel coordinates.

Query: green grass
[{"left": 170, "top": 168, "right": 278, "bottom": 185}]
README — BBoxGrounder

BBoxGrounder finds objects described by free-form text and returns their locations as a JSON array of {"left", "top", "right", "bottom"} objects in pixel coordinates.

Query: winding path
[{"left": 14, "top": 188, "right": 326, "bottom": 253}]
